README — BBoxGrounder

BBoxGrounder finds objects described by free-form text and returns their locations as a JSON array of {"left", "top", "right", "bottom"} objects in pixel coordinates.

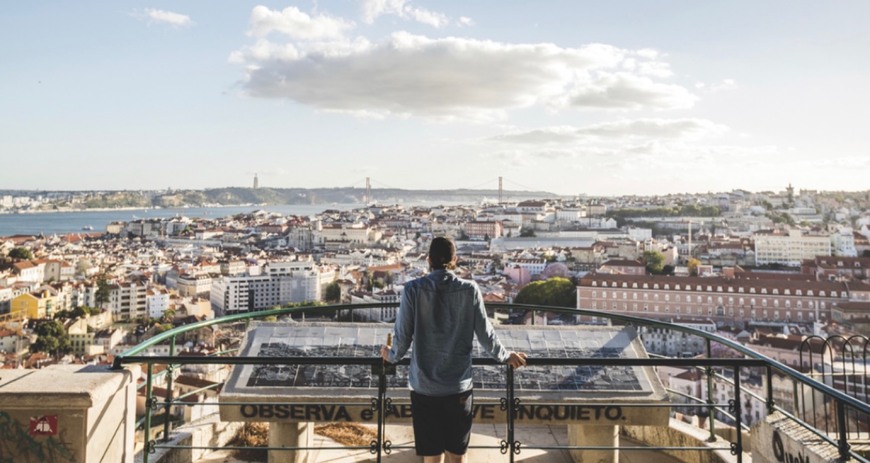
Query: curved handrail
[{"left": 113, "top": 302, "right": 870, "bottom": 416}]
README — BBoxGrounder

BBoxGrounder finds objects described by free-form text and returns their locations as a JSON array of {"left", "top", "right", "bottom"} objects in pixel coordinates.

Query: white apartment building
[
  {"left": 210, "top": 274, "right": 271, "bottom": 315},
  {"left": 640, "top": 319, "right": 717, "bottom": 357},
  {"left": 220, "top": 260, "right": 247, "bottom": 276},
  {"left": 0, "top": 326, "right": 29, "bottom": 355},
  {"left": 555, "top": 208, "right": 587, "bottom": 222},
  {"left": 109, "top": 282, "right": 149, "bottom": 322},
  {"left": 13, "top": 261, "right": 44, "bottom": 283},
  {"left": 43, "top": 260, "right": 74, "bottom": 282},
  {"left": 94, "top": 328, "right": 126, "bottom": 355},
  {"left": 71, "top": 284, "right": 98, "bottom": 309},
  {"left": 754, "top": 229, "right": 832, "bottom": 266},
  {"left": 503, "top": 258, "right": 547, "bottom": 276},
  {"left": 832, "top": 228, "right": 858, "bottom": 257},
  {"left": 147, "top": 288, "right": 171, "bottom": 319},
  {"left": 210, "top": 261, "right": 322, "bottom": 315},
  {"left": 177, "top": 274, "right": 213, "bottom": 297},
  {"left": 315, "top": 223, "right": 380, "bottom": 248}
]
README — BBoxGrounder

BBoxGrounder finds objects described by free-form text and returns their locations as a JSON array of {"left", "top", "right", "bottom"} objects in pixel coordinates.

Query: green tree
[
  {"left": 161, "top": 308, "right": 176, "bottom": 324},
  {"left": 31, "top": 319, "right": 72, "bottom": 358},
  {"left": 95, "top": 277, "right": 112, "bottom": 309},
  {"left": 8, "top": 247, "right": 33, "bottom": 260},
  {"left": 642, "top": 250, "right": 666, "bottom": 275},
  {"left": 687, "top": 258, "right": 702, "bottom": 277},
  {"left": 514, "top": 277, "right": 576, "bottom": 308},
  {"left": 324, "top": 281, "right": 341, "bottom": 303}
]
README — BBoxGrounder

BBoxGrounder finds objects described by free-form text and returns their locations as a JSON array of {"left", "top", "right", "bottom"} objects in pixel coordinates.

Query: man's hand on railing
[
  {"left": 380, "top": 345, "right": 392, "bottom": 363},
  {"left": 506, "top": 351, "right": 528, "bottom": 369}
]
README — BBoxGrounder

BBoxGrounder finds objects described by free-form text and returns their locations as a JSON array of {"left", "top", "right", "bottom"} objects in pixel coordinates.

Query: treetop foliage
[{"left": 514, "top": 277, "right": 576, "bottom": 308}]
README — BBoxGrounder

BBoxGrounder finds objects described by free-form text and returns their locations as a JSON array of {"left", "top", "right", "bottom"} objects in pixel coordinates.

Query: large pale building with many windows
[
  {"left": 576, "top": 272, "right": 866, "bottom": 325},
  {"left": 210, "top": 261, "right": 329, "bottom": 315},
  {"left": 754, "top": 229, "right": 832, "bottom": 266}
]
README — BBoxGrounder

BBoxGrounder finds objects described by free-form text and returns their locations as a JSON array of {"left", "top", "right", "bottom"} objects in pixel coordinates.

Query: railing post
[
  {"left": 837, "top": 399, "right": 851, "bottom": 461},
  {"left": 376, "top": 365, "right": 386, "bottom": 463},
  {"left": 766, "top": 365, "right": 775, "bottom": 414},
  {"left": 373, "top": 359, "right": 395, "bottom": 463},
  {"left": 732, "top": 366, "right": 743, "bottom": 463},
  {"left": 144, "top": 362, "right": 154, "bottom": 463},
  {"left": 706, "top": 338, "right": 716, "bottom": 442},
  {"left": 163, "top": 334, "right": 177, "bottom": 442},
  {"left": 507, "top": 365, "right": 517, "bottom": 463}
]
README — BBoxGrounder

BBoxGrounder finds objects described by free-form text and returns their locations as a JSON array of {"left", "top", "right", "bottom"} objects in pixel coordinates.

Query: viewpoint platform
[{"left": 221, "top": 322, "right": 669, "bottom": 463}]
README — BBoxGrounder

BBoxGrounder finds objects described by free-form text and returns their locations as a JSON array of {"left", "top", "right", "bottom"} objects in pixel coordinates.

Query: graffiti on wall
[{"left": 0, "top": 411, "right": 75, "bottom": 463}]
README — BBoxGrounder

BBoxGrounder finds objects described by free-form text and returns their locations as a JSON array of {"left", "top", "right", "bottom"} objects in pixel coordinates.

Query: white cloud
[
  {"left": 233, "top": 29, "right": 697, "bottom": 118},
  {"left": 566, "top": 72, "right": 697, "bottom": 110},
  {"left": 137, "top": 9, "right": 192, "bottom": 28},
  {"left": 458, "top": 17, "right": 475, "bottom": 27},
  {"left": 361, "top": 0, "right": 450, "bottom": 28},
  {"left": 250, "top": 5, "right": 354, "bottom": 40}
]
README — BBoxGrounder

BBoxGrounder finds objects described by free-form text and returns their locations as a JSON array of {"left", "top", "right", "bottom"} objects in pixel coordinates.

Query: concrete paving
[{"left": 196, "top": 424, "right": 684, "bottom": 463}]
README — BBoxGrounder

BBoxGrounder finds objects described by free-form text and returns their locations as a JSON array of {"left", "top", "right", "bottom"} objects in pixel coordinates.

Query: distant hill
[
  {"left": 157, "top": 187, "right": 558, "bottom": 206},
  {"left": 13, "top": 187, "right": 559, "bottom": 211}
]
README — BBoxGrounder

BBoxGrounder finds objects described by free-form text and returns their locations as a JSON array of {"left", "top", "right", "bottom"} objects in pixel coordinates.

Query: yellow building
[{"left": 10, "top": 290, "right": 56, "bottom": 319}]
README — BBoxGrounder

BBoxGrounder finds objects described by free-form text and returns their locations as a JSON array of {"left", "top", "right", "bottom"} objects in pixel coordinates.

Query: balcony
[{"left": 2, "top": 303, "right": 870, "bottom": 463}]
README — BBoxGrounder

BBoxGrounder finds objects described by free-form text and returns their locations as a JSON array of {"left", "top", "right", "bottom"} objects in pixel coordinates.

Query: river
[{"left": 0, "top": 204, "right": 362, "bottom": 237}]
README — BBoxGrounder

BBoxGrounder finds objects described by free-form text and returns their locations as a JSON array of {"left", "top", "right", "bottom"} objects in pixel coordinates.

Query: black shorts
[{"left": 410, "top": 389, "right": 474, "bottom": 456}]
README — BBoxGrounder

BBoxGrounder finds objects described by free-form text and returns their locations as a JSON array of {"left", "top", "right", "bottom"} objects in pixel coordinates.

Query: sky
[{"left": 2, "top": 1, "right": 869, "bottom": 196}]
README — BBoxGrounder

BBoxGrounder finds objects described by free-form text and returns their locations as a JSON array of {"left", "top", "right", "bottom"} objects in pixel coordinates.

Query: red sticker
[{"left": 29, "top": 415, "right": 58, "bottom": 436}]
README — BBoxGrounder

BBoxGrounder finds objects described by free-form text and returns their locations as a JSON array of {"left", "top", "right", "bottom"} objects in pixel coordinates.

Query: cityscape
[
  {"left": 1, "top": 186, "right": 869, "bottom": 431},
  {"left": 3, "top": 1, "right": 870, "bottom": 461}
]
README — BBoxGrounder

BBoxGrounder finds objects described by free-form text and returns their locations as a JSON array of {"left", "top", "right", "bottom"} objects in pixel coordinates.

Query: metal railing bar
[
  {"left": 166, "top": 400, "right": 381, "bottom": 407},
  {"left": 522, "top": 445, "right": 720, "bottom": 451},
  {"left": 114, "top": 302, "right": 870, "bottom": 417},
  {"left": 152, "top": 444, "right": 371, "bottom": 451},
  {"left": 114, "top": 302, "right": 870, "bottom": 461},
  {"left": 118, "top": 355, "right": 768, "bottom": 368}
]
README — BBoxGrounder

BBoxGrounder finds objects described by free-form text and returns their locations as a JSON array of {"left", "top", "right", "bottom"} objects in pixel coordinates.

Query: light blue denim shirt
[{"left": 386, "top": 269, "right": 510, "bottom": 396}]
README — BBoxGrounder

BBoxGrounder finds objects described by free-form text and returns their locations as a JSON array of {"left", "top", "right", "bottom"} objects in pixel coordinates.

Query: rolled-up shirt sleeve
[
  {"left": 388, "top": 284, "right": 414, "bottom": 363},
  {"left": 472, "top": 284, "right": 509, "bottom": 363}
]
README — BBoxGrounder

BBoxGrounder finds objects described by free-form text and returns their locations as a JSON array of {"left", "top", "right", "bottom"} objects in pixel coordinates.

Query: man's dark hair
[{"left": 429, "top": 237, "right": 457, "bottom": 270}]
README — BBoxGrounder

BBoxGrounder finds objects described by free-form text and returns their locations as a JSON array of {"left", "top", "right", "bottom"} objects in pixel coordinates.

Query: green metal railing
[{"left": 113, "top": 303, "right": 870, "bottom": 463}]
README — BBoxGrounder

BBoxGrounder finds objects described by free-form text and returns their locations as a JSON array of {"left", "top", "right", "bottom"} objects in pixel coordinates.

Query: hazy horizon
[{"left": 3, "top": 2, "right": 869, "bottom": 196}]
